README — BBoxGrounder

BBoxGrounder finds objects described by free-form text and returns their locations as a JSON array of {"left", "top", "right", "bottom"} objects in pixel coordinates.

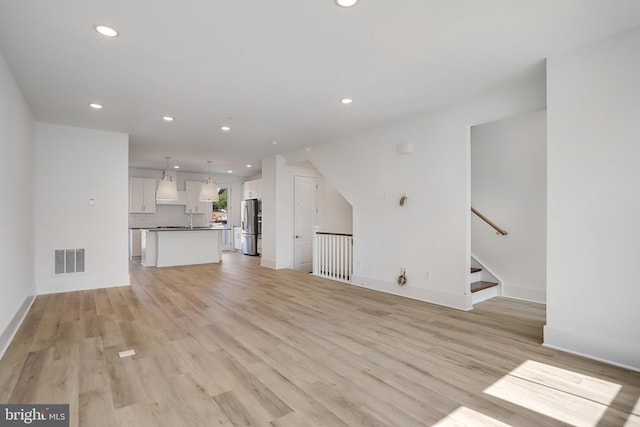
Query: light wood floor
[{"left": 1, "top": 252, "right": 638, "bottom": 426}]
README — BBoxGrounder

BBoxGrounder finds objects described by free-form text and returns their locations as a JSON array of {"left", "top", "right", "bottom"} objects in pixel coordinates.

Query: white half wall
[
  {"left": 546, "top": 27, "right": 640, "bottom": 371},
  {"left": 282, "top": 76, "right": 546, "bottom": 310},
  {"left": 471, "top": 110, "right": 547, "bottom": 303},
  {"left": 0, "top": 49, "right": 36, "bottom": 357},
  {"left": 35, "top": 123, "right": 130, "bottom": 294}
]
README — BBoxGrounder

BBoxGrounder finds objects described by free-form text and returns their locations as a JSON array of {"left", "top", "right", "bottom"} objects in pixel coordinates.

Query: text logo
[{"left": 0, "top": 405, "right": 68, "bottom": 426}]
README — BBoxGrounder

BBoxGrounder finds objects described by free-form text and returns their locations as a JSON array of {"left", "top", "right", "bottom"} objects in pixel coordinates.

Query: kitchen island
[{"left": 140, "top": 227, "right": 224, "bottom": 267}]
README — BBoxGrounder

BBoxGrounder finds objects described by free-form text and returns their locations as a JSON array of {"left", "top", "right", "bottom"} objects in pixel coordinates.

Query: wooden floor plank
[{"left": 0, "top": 251, "right": 638, "bottom": 427}]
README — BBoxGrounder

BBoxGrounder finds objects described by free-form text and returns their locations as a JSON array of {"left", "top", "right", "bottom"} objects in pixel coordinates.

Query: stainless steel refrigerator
[{"left": 241, "top": 199, "right": 261, "bottom": 256}]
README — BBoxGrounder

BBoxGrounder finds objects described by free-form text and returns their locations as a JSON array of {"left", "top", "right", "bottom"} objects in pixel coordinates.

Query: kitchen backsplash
[{"left": 129, "top": 204, "right": 210, "bottom": 229}]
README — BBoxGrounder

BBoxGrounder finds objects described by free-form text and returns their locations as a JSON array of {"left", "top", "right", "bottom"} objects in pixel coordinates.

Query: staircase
[{"left": 470, "top": 267, "right": 499, "bottom": 304}]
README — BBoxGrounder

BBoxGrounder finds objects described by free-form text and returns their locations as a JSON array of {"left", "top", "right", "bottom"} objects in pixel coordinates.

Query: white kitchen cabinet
[
  {"left": 220, "top": 228, "right": 232, "bottom": 251},
  {"left": 233, "top": 226, "right": 242, "bottom": 250},
  {"left": 185, "top": 180, "right": 211, "bottom": 214},
  {"left": 129, "top": 177, "right": 156, "bottom": 213},
  {"left": 243, "top": 178, "right": 262, "bottom": 199}
]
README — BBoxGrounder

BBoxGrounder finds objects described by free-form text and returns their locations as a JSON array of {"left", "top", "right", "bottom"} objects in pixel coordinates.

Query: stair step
[
  {"left": 471, "top": 268, "right": 481, "bottom": 274},
  {"left": 470, "top": 281, "right": 498, "bottom": 293}
]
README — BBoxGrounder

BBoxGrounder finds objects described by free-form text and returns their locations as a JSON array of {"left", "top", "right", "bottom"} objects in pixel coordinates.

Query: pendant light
[
  {"left": 156, "top": 156, "right": 178, "bottom": 201},
  {"left": 199, "top": 160, "right": 219, "bottom": 202}
]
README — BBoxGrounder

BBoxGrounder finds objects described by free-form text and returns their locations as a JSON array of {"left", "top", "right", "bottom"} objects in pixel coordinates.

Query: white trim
[
  {"left": 472, "top": 285, "right": 499, "bottom": 304},
  {"left": 260, "top": 258, "right": 290, "bottom": 270},
  {"left": 544, "top": 325, "right": 640, "bottom": 372},
  {"left": 0, "top": 295, "right": 36, "bottom": 360},
  {"left": 36, "top": 275, "right": 130, "bottom": 295},
  {"left": 351, "top": 274, "right": 472, "bottom": 311},
  {"left": 502, "top": 284, "right": 546, "bottom": 303},
  {"left": 472, "top": 253, "right": 547, "bottom": 304},
  {"left": 465, "top": 122, "right": 473, "bottom": 297},
  {"left": 471, "top": 254, "right": 503, "bottom": 287},
  {"left": 261, "top": 258, "right": 277, "bottom": 269}
]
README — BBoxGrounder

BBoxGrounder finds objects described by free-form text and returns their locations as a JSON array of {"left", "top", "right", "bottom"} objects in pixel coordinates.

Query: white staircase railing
[{"left": 313, "top": 232, "right": 353, "bottom": 283}]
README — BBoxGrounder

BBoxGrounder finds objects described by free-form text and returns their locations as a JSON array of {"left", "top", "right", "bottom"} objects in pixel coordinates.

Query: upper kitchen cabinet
[
  {"left": 129, "top": 177, "right": 157, "bottom": 213},
  {"left": 185, "top": 180, "right": 211, "bottom": 214},
  {"left": 243, "top": 178, "right": 262, "bottom": 199}
]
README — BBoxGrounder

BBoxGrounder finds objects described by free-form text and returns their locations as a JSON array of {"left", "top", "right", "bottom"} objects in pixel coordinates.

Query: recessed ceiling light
[
  {"left": 220, "top": 126, "right": 231, "bottom": 131},
  {"left": 163, "top": 116, "right": 174, "bottom": 122},
  {"left": 89, "top": 103, "right": 103, "bottom": 109},
  {"left": 340, "top": 98, "right": 353, "bottom": 104},
  {"left": 173, "top": 165, "right": 179, "bottom": 169},
  {"left": 227, "top": 170, "right": 233, "bottom": 174},
  {"left": 335, "top": 0, "right": 358, "bottom": 8},
  {"left": 272, "top": 141, "right": 278, "bottom": 145},
  {"left": 94, "top": 25, "right": 119, "bottom": 37},
  {"left": 246, "top": 164, "right": 252, "bottom": 168}
]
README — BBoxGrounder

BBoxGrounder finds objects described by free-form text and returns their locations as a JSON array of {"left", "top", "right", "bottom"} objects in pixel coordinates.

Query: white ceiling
[{"left": 1, "top": 1, "right": 639, "bottom": 176}]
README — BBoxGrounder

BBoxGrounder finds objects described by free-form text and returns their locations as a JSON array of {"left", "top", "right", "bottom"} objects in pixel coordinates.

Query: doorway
[
  {"left": 470, "top": 110, "right": 547, "bottom": 303},
  {"left": 212, "top": 184, "right": 232, "bottom": 250},
  {"left": 293, "top": 175, "right": 317, "bottom": 272}
]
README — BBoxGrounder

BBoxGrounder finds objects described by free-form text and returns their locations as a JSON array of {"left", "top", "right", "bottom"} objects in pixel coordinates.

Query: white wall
[
  {"left": 318, "top": 173, "right": 352, "bottom": 235},
  {"left": 545, "top": 28, "right": 640, "bottom": 371},
  {"left": 128, "top": 168, "right": 243, "bottom": 229},
  {"left": 0, "top": 50, "right": 36, "bottom": 356},
  {"left": 261, "top": 156, "right": 277, "bottom": 267},
  {"left": 261, "top": 155, "right": 292, "bottom": 269},
  {"left": 471, "top": 110, "right": 547, "bottom": 303},
  {"left": 281, "top": 78, "right": 546, "bottom": 310},
  {"left": 261, "top": 157, "right": 353, "bottom": 269},
  {"left": 35, "top": 123, "right": 130, "bottom": 294}
]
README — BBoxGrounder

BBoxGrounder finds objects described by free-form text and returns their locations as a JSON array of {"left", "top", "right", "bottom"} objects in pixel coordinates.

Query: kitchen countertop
[{"left": 141, "top": 226, "right": 230, "bottom": 232}]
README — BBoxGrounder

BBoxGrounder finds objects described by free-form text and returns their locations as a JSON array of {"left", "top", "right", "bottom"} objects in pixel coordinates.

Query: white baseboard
[
  {"left": 472, "top": 286, "right": 499, "bottom": 304},
  {"left": 351, "top": 275, "right": 472, "bottom": 311},
  {"left": 0, "top": 295, "right": 36, "bottom": 360},
  {"left": 544, "top": 325, "right": 640, "bottom": 372},
  {"left": 36, "top": 274, "right": 131, "bottom": 295},
  {"left": 260, "top": 258, "right": 277, "bottom": 269},
  {"left": 260, "top": 258, "right": 290, "bottom": 270},
  {"left": 502, "top": 284, "right": 546, "bottom": 304}
]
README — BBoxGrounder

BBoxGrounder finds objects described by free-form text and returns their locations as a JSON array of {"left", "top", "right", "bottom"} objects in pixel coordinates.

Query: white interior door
[{"left": 294, "top": 175, "right": 317, "bottom": 272}]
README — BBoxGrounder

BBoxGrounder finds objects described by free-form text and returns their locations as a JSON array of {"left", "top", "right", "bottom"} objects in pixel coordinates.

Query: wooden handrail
[
  {"left": 316, "top": 232, "right": 353, "bottom": 237},
  {"left": 471, "top": 207, "right": 508, "bottom": 236}
]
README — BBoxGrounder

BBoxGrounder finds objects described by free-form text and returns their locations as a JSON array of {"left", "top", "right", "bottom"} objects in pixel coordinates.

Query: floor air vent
[{"left": 54, "top": 249, "right": 85, "bottom": 274}]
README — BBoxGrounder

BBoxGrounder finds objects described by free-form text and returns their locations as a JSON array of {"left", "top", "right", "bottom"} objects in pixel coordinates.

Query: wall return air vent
[{"left": 54, "top": 249, "right": 85, "bottom": 275}]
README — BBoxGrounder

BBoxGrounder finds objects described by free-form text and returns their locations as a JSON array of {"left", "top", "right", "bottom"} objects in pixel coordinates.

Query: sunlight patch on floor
[
  {"left": 624, "top": 397, "right": 640, "bottom": 426},
  {"left": 432, "top": 406, "right": 511, "bottom": 427},
  {"left": 483, "top": 360, "right": 622, "bottom": 427}
]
